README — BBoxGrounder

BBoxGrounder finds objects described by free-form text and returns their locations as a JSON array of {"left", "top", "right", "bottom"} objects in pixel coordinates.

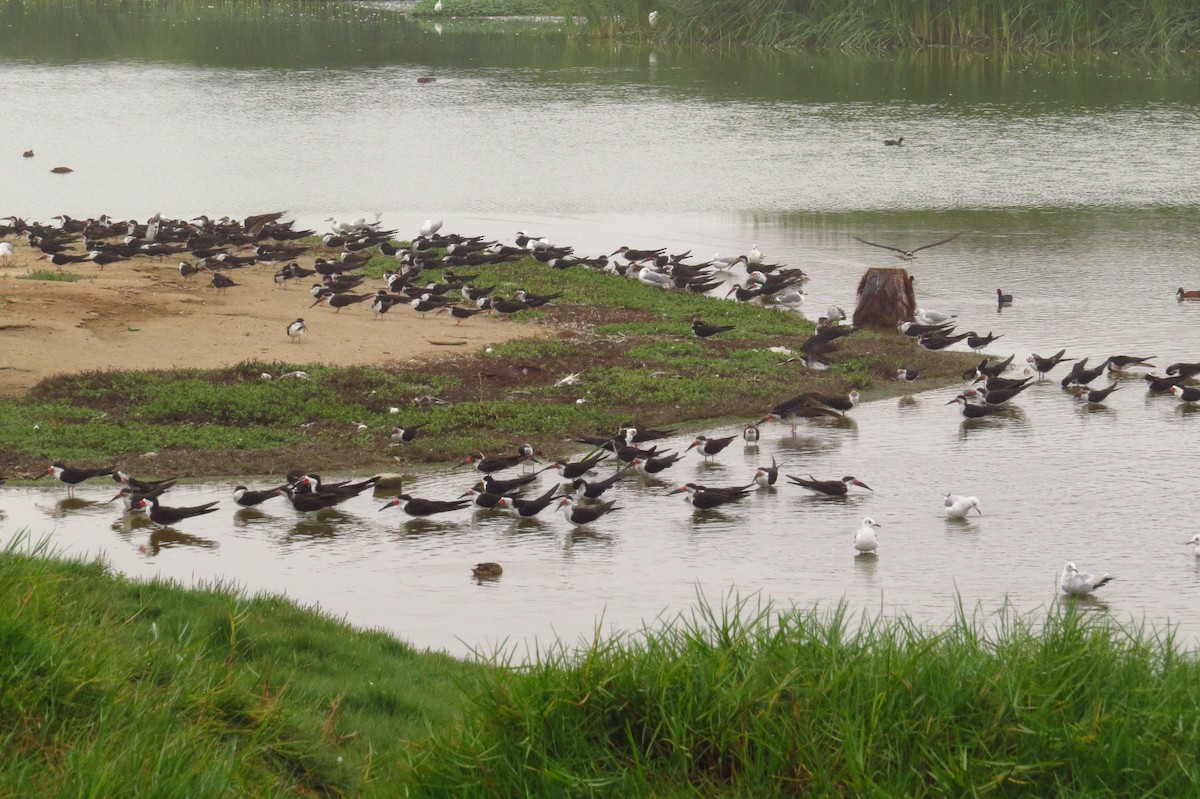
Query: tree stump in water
[{"left": 853, "top": 267, "right": 915, "bottom": 329}]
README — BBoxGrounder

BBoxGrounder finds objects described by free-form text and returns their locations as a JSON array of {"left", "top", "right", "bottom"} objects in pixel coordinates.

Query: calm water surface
[{"left": 2, "top": 2, "right": 1200, "bottom": 655}]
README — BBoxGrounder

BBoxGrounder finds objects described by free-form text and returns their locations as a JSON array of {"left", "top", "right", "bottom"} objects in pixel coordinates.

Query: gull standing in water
[
  {"left": 854, "top": 517, "right": 882, "bottom": 554},
  {"left": 1059, "top": 561, "right": 1114, "bottom": 596},
  {"left": 944, "top": 493, "right": 981, "bottom": 519}
]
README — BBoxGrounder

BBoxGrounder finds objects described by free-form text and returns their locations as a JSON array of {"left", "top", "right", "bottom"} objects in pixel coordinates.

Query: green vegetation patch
[
  {"left": 18, "top": 269, "right": 82, "bottom": 282},
  {"left": 404, "top": 594, "right": 1200, "bottom": 796}
]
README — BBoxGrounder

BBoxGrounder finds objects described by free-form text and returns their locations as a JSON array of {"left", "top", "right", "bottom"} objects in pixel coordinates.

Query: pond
[{"left": 2, "top": 1, "right": 1200, "bottom": 655}]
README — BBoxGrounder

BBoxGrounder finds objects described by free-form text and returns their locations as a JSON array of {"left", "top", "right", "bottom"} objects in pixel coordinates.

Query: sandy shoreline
[{"left": 0, "top": 243, "right": 541, "bottom": 396}]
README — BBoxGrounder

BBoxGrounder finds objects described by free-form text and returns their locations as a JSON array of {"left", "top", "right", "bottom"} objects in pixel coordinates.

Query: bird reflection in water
[{"left": 140, "top": 527, "right": 217, "bottom": 557}]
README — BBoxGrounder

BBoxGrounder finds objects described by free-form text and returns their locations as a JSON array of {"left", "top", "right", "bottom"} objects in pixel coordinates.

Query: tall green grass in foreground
[
  {"left": 0, "top": 534, "right": 481, "bottom": 797},
  {"left": 571, "top": 0, "right": 1200, "bottom": 51},
  {"left": 409, "top": 594, "right": 1200, "bottom": 796}
]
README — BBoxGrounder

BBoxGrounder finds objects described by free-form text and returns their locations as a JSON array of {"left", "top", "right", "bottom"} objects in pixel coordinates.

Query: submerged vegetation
[
  {"left": 0, "top": 255, "right": 977, "bottom": 477},
  {"left": 6, "top": 541, "right": 1200, "bottom": 797}
]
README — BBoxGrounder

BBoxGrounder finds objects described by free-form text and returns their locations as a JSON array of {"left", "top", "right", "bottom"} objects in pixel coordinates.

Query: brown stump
[{"left": 853, "top": 267, "right": 916, "bottom": 329}]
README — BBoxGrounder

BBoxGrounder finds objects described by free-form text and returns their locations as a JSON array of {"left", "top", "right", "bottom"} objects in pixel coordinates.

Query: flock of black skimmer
[{"left": 4, "top": 212, "right": 1200, "bottom": 592}]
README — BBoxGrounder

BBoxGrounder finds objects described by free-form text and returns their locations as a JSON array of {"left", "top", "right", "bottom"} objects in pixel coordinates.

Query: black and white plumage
[
  {"left": 852, "top": 231, "right": 961, "bottom": 261},
  {"left": 287, "top": 318, "right": 307, "bottom": 343}
]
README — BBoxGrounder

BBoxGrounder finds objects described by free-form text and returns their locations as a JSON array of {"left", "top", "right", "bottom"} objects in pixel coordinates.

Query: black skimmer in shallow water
[
  {"left": 379, "top": 494, "right": 471, "bottom": 517},
  {"left": 1026, "top": 350, "right": 1073, "bottom": 380},
  {"left": 1059, "top": 561, "right": 1114, "bottom": 596},
  {"left": 684, "top": 435, "right": 736, "bottom": 462},
  {"left": 281, "top": 486, "right": 349, "bottom": 514},
  {"left": 113, "top": 470, "right": 176, "bottom": 494},
  {"left": 946, "top": 394, "right": 1005, "bottom": 419},
  {"left": 629, "top": 452, "right": 683, "bottom": 477},
  {"left": 557, "top": 496, "right": 620, "bottom": 527},
  {"left": 852, "top": 231, "right": 961, "bottom": 261},
  {"left": 754, "top": 456, "right": 781, "bottom": 488},
  {"left": 570, "top": 472, "right": 628, "bottom": 500},
  {"left": 854, "top": 517, "right": 882, "bottom": 553},
  {"left": 455, "top": 451, "right": 536, "bottom": 474},
  {"left": 233, "top": 485, "right": 285, "bottom": 507},
  {"left": 1145, "top": 373, "right": 1186, "bottom": 393},
  {"left": 759, "top": 396, "right": 842, "bottom": 434},
  {"left": 494, "top": 485, "right": 562, "bottom": 518},
  {"left": 966, "top": 383, "right": 1032, "bottom": 406},
  {"left": 458, "top": 488, "right": 508, "bottom": 509},
  {"left": 1106, "top": 355, "right": 1155, "bottom": 372},
  {"left": 1166, "top": 362, "right": 1200, "bottom": 380},
  {"left": 135, "top": 496, "right": 220, "bottom": 527},
  {"left": 39, "top": 462, "right": 116, "bottom": 495},
  {"left": 1168, "top": 385, "right": 1200, "bottom": 403},
  {"left": 787, "top": 474, "right": 873, "bottom": 497},
  {"left": 1075, "top": 383, "right": 1121, "bottom": 405},
  {"left": 668, "top": 483, "right": 753, "bottom": 510},
  {"left": 549, "top": 451, "right": 610, "bottom": 479}
]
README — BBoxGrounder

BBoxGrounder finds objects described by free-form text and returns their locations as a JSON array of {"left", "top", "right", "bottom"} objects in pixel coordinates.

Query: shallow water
[{"left": 2, "top": 3, "right": 1200, "bottom": 655}]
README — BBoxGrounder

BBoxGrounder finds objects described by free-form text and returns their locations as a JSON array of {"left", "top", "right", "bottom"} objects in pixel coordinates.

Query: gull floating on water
[
  {"left": 1185, "top": 534, "right": 1200, "bottom": 556},
  {"left": 1059, "top": 561, "right": 1114, "bottom": 596},
  {"left": 854, "top": 517, "right": 882, "bottom": 554},
  {"left": 944, "top": 493, "right": 982, "bottom": 519}
]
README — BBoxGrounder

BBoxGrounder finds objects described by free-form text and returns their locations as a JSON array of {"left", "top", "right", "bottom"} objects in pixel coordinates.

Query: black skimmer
[
  {"left": 379, "top": 494, "right": 471, "bottom": 517},
  {"left": 389, "top": 424, "right": 425, "bottom": 444},
  {"left": 39, "top": 462, "right": 116, "bottom": 494},
  {"left": 281, "top": 486, "right": 349, "bottom": 514},
  {"left": 135, "top": 496, "right": 220, "bottom": 527},
  {"left": 759, "top": 396, "right": 842, "bottom": 433},
  {"left": 455, "top": 451, "right": 534, "bottom": 473},
  {"left": 436, "top": 305, "right": 489, "bottom": 325},
  {"left": 691, "top": 319, "right": 735, "bottom": 338},
  {"left": 974, "top": 374, "right": 1032, "bottom": 392},
  {"left": 210, "top": 273, "right": 238, "bottom": 292},
  {"left": 1068, "top": 358, "right": 1111, "bottom": 387},
  {"left": 87, "top": 250, "right": 127, "bottom": 269},
  {"left": 854, "top": 517, "right": 882, "bottom": 553},
  {"left": 549, "top": 451, "right": 610, "bottom": 479},
  {"left": 787, "top": 474, "right": 872, "bottom": 497},
  {"left": 975, "top": 354, "right": 1015, "bottom": 379},
  {"left": 669, "top": 483, "right": 752, "bottom": 510},
  {"left": 557, "top": 496, "right": 620, "bottom": 527},
  {"left": 494, "top": 485, "right": 561, "bottom": 518},
  {"left": 178, "top": 260, "right": 202, "bottom": 279},
  {"left": 918, "top": 331, "right": 972, "bottom": 351},
  {"left": 967, "top": 331, "right": 1002, "bottom": 352},
  {"left": 898, "top": 320, "right": 954, "bottom": 339},
  {"left": 996, "top": 288, "right": 1013, "bottom": 306},
  {"left": 233, "top": 485, "right": 285, "bottom": 507},
  {"left": 1166, "top": 362, "right": 1200, "bottom": 379},
  {"left": 39, "top": 252, "right": 89, "bottom": 269},
  {"left": 612, "top": 245, "right": 667, "bottom": 262},
  {"left": 1026, "top": 350, "right": 1073, "bottom": 380},
  {"left": 754, "top": 456, "right": 781, "bottom": 488},
  {"left": 113, "top": 470, "right": 177, "bottom": 494},
  {"left": 1177, "top": 288, "right": 1200, "bottom": 300},
  {"left": 487, "top": 298, "right": 533, "bottom": 316},
  {"left": 882, "top": 137, "right": 904, "bottom": 146},
  {"left": 946, "top": 395, "right": 1004, "bottom": 418},
  {"left": 458, "top": 488, "right": 508, "bottom": 509},
  {"left": 512, "top": 288, "right": 563, "bottom": 307},
  {"left": 1060, "top": 561, "right": 1114, "bottom": 596},
  {"left": 1059, "top": 357, "right": 1090, "bottom": 387},
  {"left": 629, "top": 452, "right": 684, "bottom": 476},
  {"left": 570, "top": 472, "right": 628, "bottom": 500},
  {"left": 472, "top": 562, "right": 502, "bottom": 579},
  {"left": 967, "top": 383, "right": 1032, "bottom": 405},
  {"left": 1075, "top": 384, "right": 1120, "bottom": 404},
  {"left": 742, "top": 425, "right": 760, "bottom": 447},
  {"left": 479, "top": 472, "right": 540, "bottom": 495},
  {"left": 313, "top": 292, "right": 370, "bottom": 312},
  {"left": 287, "top": 318, "right": 307, "bottom": 343},
  {"left": 1106, "top": 355, "right": 1155, "bottom": 371},
  {"left": 294, "top": 474, "right": 379, "bottom": 498},
  {"left": 852, "top": 231, "right": 961, "bottom": 261},
  {"left": 1168, "top": 385, "right": 1200, "bottom": 403},
  {"left": 896, "top": 368, "right": 922, "bottom": 382},
  {"left": 109, "top": 484, "right": 172, "bottom": 509},
  {"left": 684, "top": 434, "right": 736, "bottom": 461},
  {"left": 1145, "top": 373, "right": 1186, "bottom": 393}
]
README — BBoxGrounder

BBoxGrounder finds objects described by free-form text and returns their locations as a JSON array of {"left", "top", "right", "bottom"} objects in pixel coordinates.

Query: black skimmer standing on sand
[
  {"left": 742, "top": 425, "right": 760, "bottom": 447},
  {"left": 787, "top": 474, "right": 873, "bottom": 497},
  {"left": 436, "top": 305, "right": 489, "bottom": 325},
  {"left": 313, "top": 292, "right": 370, "bottom": 312},
  {"left": 685, "top": 435, "right": 736, "bottom": 462},
  {"left": 557, "top": 496, "right": 620, "bottom": 527},
  {"left": 287, "top": 318, "right": 307, "bottom": 343},
  {"left": 210, "top": 272, "right": 238, "bottom": 292},
  {"left": 135, "top": 496, "right": 220, "bottom": 527},
  {"left": 233, "top": 485, "right": 285, "bottom": 507},
  {"left": 39, "top": 462, "right": 116, "bottom": 495},
  {"left": 379, "top": 494, "right": 471, "bottom": 517}
]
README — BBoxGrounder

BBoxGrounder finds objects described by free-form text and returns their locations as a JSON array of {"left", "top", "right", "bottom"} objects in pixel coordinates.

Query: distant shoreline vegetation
[{"left": 410, "top": 0, "right": 1200, "bottom": 52}]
